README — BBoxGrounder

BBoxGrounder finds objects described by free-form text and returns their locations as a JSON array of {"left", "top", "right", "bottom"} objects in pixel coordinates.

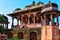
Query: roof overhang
[
  {"left": 7, "top": 6, "right": 43, "bottom": 17},
  {"left": 41, "top": 6, "right": 58, "bottom": 13}
]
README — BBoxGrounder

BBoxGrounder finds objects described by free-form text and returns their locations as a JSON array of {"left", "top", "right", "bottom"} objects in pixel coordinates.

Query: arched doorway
[
  {"left": 30, "top": 32, "right": 37, "bottom": 40},
  {"left": 18, "top": 32, "right": 23, "bottom": 39}
]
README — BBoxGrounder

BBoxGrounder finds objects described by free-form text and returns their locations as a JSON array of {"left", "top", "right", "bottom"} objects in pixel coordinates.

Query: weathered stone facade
[
  {"left": 13, "top": 28, "right": 41, "bottom": 40},
  {"left": 8, "top": 1, "right": 60, "bottom": 40}
]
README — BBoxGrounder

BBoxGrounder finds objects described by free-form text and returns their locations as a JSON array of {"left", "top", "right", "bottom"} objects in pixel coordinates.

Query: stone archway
[{"left": 30, "top": 32, "right": 37, "bottom": 40}]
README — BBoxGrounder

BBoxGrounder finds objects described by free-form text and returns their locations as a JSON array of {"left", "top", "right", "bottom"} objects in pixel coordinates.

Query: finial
[
  {"left": 49, "top": 1, "right": 51, "bottom": 3},
  {"left": 32, "top": 1, "right": 35, "bottom": 5}
]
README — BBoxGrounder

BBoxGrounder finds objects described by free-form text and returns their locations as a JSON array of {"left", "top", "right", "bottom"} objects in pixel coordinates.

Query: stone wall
[{"left": 13, "top": 28, "right": 41, "bottom": 40}]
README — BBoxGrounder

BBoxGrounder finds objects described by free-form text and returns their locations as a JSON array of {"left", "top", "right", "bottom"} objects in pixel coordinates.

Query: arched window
[
  {"left": 30, "top": 32, "right": 37, "bottom": 40},
  {"left": 29, "top": 14, "right": 34, "bottom": 24},
  {"left": 18, "top": 32, "right": 23, "bottom": 39},
  {"left": 23, "top": 15, "right": 28, "bottom": 24},
  {"left": 35, "top": 13, "right": 41, "bottom": 23},
  {"left": 8, "top": 32, "right": 13, "bottom": 38},
  {"left": 14, "top": 19, "right": 17, "bottom": 25}
]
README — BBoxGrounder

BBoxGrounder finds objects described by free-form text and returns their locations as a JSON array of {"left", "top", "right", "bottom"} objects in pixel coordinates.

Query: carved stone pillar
[{"left": 19, "top": 20, "right": 20, "bottom": 25}]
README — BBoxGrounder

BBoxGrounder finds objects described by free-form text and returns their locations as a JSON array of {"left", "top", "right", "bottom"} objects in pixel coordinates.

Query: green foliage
[
  {"left": 0, "top": 25, "right": 5, "bottom": 33},
  {"left": 7, "top": 37, "right": 21, "bottom": 40},
  {"left": 0, "top": 14, "right": 6, "bottom": 23}
]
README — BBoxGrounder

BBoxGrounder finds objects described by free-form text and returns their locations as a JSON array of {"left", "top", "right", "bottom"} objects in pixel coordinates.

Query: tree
[
  {"left": 0, "top": 14, "right": 6, "bottom": 33},
  {"left": 0, "top": 14, "right": 6, "bottom": 23},
  {"left": 0, "top": 25, "right": 5, "bottom": 33}
]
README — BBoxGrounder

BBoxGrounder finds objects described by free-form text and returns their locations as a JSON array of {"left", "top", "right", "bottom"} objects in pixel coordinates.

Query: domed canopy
[
  {"left": 41, "top": 1, "right": 58, "bottom": 13},
  {"left": 37, "top": 1, "right": 44, "bottom": 5},
  {"left": 15, "top": 8, "right": 21, "bottom": 10},
  {"left": 45, "top": 1, "right": 58, "bottom": 8},
  {"left": 51, "top": 3, "right": 58, "bottom": 8}
]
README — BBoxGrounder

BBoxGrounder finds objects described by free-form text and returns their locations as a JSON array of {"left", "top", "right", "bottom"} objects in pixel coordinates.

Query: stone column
[
  {"left": 41, "top": 16, "right": 43, "bottom": 26},
  {"left": 28, "top": 15, "right": 30, "bottom": 24},
  {"left": 12, "top": 17, "right": 14, "bottom": 27},
  {"left": 21, "top": 15, "right": 23, "bottom": 24},
  {"left": 50, "top": 14, "right": 53, "bottom": 25},
  {"left": 17, "top": 19, "right": 19, "bottom": 26},
  {"left": 44, "top": 13, "right": 46, "bottom": 25},
  {"left": 57, "top": 15, "right": 59, "bottom": 26},
  {"left": 34, "top": 14, "right": 35, "bottom": 24},
  {"left": 41, "top": 13, "right": 46, "bottom": 40},
  {"left": 19, "top": 15, "right": 21, "bottom": 25}
]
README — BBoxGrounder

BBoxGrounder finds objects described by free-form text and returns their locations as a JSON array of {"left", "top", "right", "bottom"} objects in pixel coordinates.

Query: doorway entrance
[{"left": 30, "top": 32, "right": 37, "bottom": 40}]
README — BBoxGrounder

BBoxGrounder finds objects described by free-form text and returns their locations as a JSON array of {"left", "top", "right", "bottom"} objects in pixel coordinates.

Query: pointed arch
[{"left": 35, "top": 12, "right": 41, "bottom": 23}]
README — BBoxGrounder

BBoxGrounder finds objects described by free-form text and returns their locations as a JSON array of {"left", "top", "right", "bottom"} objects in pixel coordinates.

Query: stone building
[{"left": 8, "top": 1, "right": 59, "bottom": 40}]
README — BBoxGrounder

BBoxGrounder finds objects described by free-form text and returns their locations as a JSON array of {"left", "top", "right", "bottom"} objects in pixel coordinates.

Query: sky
[{"left": 0, "top": 0, "right": 60, "bottom": 29}]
